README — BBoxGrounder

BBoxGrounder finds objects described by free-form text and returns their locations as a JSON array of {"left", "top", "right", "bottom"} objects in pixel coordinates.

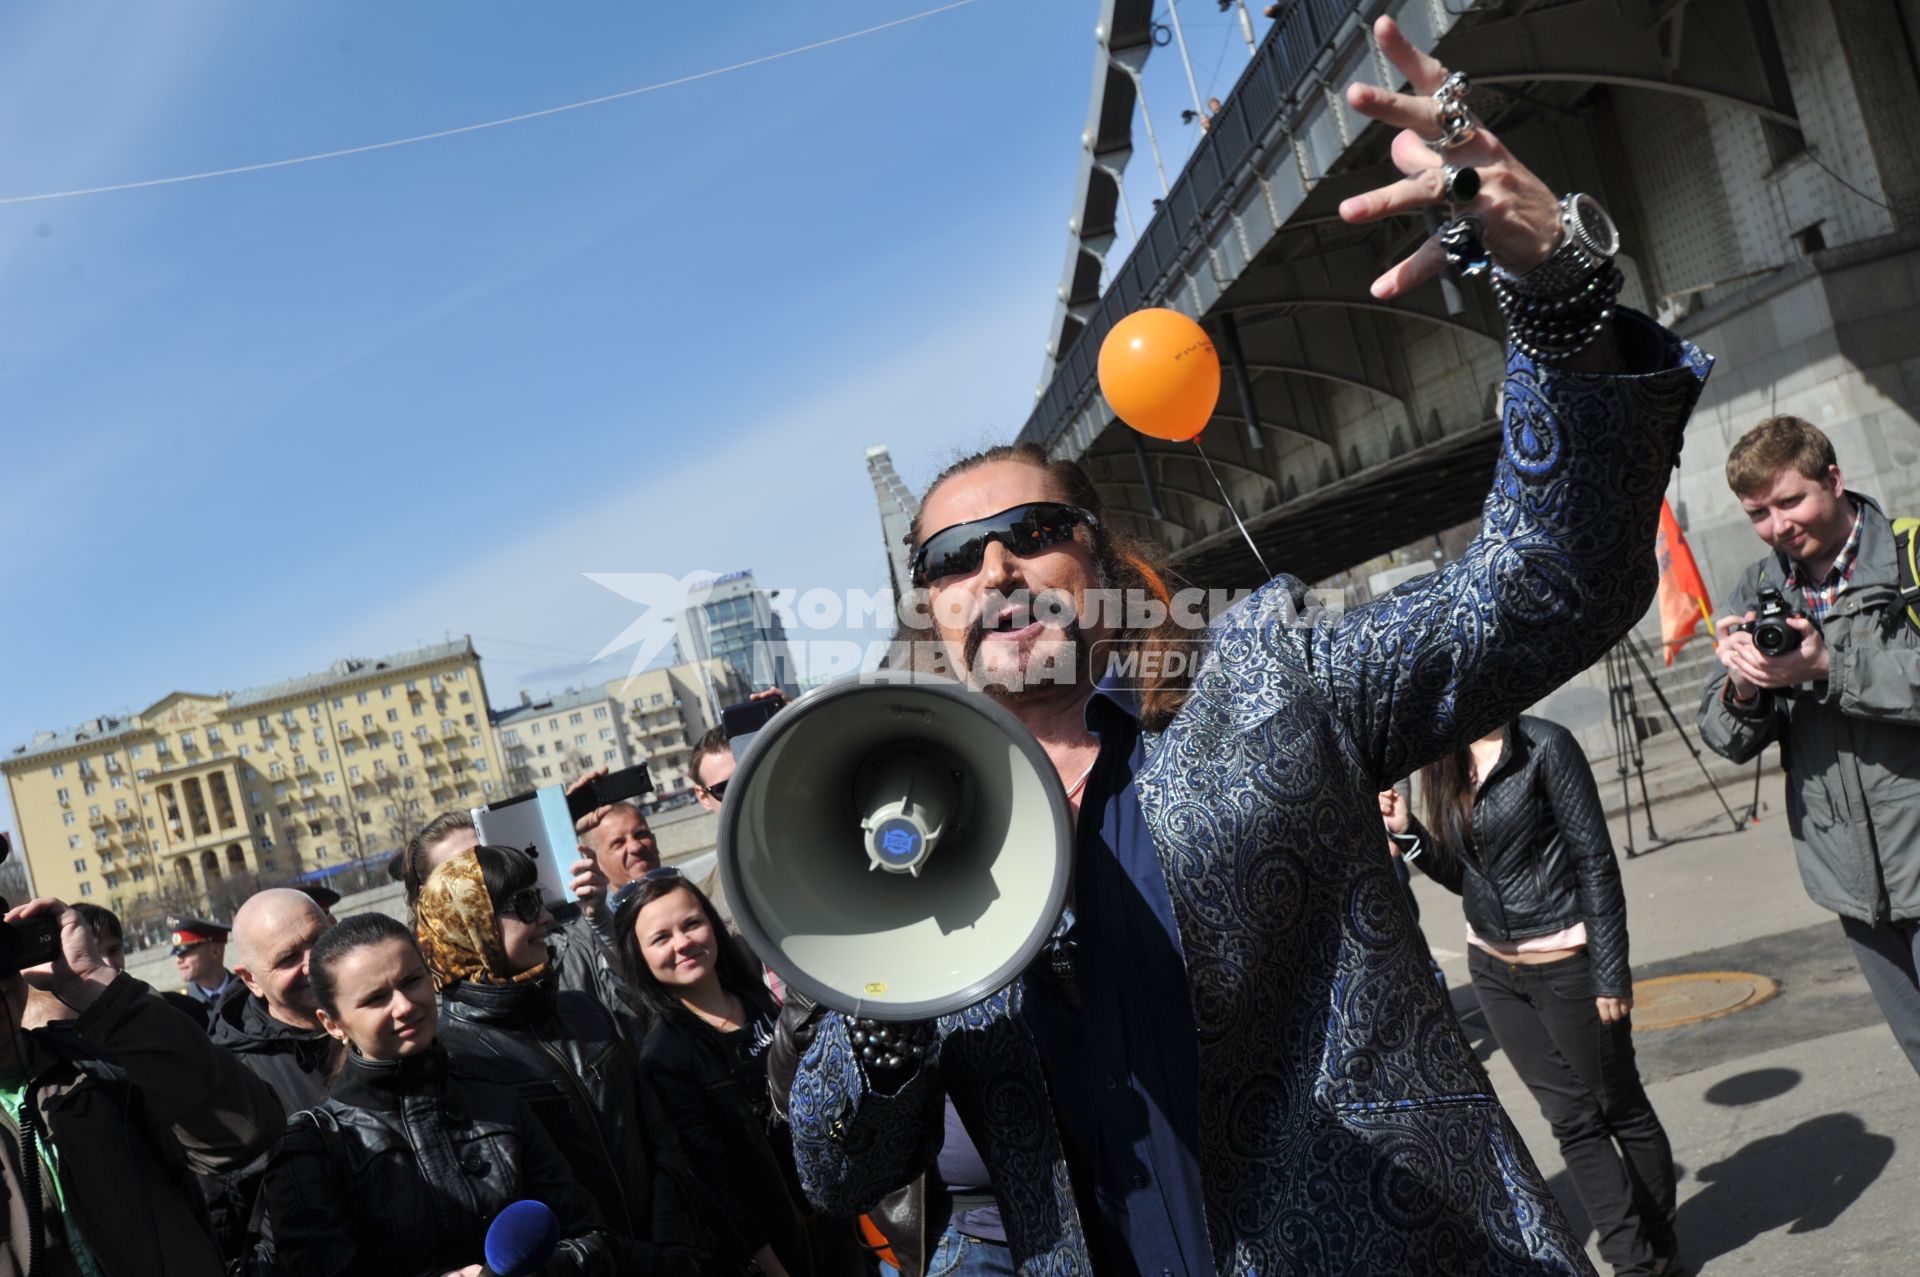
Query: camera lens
[{"left": 1754, "top": 620, "right": 1794, "bottom": 657}]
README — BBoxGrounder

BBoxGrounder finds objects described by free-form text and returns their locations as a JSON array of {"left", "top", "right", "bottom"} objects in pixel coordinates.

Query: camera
[
  {"left": 1735, "top": 587, "right": 1804, "bottom": 658},
  {"left": 0, "top": 834, "right": 60, "bottom": 979}
]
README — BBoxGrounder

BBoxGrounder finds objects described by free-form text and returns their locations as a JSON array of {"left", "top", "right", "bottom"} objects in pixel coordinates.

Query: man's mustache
[{"left": 961, "top": 590, "right": 1084, "bottom": 669}]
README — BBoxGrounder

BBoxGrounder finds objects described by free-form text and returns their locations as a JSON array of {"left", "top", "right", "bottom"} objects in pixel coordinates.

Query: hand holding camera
[
  {"left": 2, "top": 898, "right": 117, "bottom": 1013},
  {"left": 1715, "top": 589, "right": 1830, "bottom": 696}
]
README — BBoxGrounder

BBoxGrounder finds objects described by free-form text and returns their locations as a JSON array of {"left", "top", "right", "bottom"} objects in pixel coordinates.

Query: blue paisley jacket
[{"left": 789, "top": 313, "right": 1711, "bottom": 1277}]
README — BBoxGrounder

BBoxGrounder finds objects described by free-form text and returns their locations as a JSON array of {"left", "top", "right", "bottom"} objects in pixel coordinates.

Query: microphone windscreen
[{"left": 483, "top": 1199, "right": 561, "bottom": 1277}]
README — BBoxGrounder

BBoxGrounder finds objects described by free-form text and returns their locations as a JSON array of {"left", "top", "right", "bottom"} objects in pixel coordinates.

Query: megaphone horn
[{"left": 717, "top": 672, "right": 1072, "bottom": 1022}]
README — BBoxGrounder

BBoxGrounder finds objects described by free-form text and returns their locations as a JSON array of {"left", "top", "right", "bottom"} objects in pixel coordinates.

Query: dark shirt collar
[{"left": 1085, "top": 674, "right": 1142, "bottom": 735}]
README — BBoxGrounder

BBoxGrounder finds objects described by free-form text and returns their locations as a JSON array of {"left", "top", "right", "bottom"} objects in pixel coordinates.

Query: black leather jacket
[
  {"left": 203, "top": 987, "right": 336, "bottom": 1260},
  {"left": 256, "top": 1043, "right": 624, "bottom": 1276},
  {"left": 640, "top": 991, "right": 812, "bottom": 1277},
  {"left": 437, "top": 973, "right": 702, "bottom": 1275},
  {"left": 1397, "top": 715, "right": 1633, "bottom": 998}
]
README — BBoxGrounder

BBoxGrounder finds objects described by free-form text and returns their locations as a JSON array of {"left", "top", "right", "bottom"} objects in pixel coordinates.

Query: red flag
[{"left": 1654, "top": 499, "right": 1713, "bottom": 665}]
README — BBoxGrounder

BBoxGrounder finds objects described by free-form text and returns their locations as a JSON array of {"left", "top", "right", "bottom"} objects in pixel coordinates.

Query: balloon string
[{"left": 1191, "top": 435, "right": 1274, "bottom": 580}]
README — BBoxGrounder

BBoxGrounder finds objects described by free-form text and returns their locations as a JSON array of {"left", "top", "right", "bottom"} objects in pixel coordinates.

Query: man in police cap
[{"left": 169, "top": 914, "right": 236, "bottom": 1009}]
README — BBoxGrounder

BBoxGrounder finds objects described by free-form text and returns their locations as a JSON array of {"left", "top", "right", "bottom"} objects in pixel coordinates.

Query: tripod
[{"left": 1603, "top": 634, "right": 1746, "bottom": 857}]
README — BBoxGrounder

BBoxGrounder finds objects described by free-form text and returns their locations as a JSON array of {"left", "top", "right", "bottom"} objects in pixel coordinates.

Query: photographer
[
  {"left": 0, "top": 897, "right": 286, "bottom": 1275},
  {"left": 1699, "top": 415, "right": 1920, "bottom": 1076}
]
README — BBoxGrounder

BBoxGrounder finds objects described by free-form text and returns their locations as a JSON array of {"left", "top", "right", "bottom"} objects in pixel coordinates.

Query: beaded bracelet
[
  {"left": 849, "top": 1018, "right": 936, "bottom": 1071},
  {"left": 1490, "top": 263, "right": 1623, "bottom": 363}
]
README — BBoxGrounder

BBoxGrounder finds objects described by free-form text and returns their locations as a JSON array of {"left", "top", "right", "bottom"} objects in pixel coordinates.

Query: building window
[
  {"left": 239, "top": 745, "right": 251, "bottom": 758},
  {"left": 387, "top": 709, "right": 400, "bottom": 724},
  {"left": 155, "top": 739, "right": 170, "bottom": 756},
  {"left": 604, "top": 749, "right": 619, "bottom": 762},
  {"left": 382, "top": 686, "right": 394, "bottom": 700},
  {"left": 207, "top": 727, "right": 223, "bottom": 746},
  {"left": 575, "top": 734, "right": 588, "bottom": 747},
  {"left": 56, "top": 788, "right": 69, "bottom": 804},
  {"left": 349, "top": 766, "right": 362, "bottom": 781},
  {"left": 110, "top": 775, "right": 124, "bottom": 789},
  {"left": 531, "top": 723, "right": 542, "bottom": 737},
  {"left": 83, "top": 781, "right": 98, "bottom": 796},
  {"left": 68, "top": 835, "right": 82, "bottom": 850},
  {"left": 249, "top": 791, "right": 262, "bottom": 805},
  {"left": 473, "top": 760, "right": 487, "bottom": 773},
  {"left": 503, "top": 730, "right": 520, "bottom": 746},
  {"left": 324, "top": 772, "right": 337, "bottom": 785},
  {"left": 270, "top": 763, "right": 284, "bottom": 780},
  {"left": 358, "top": 691, "right": 370, "bottom": 705},
  {"left": 63, "top": 812, "right": 76, "bottom": 826},
  {"left": 115, "top": 799, "right": 128, "bottom": 814},
  {"left": 460, "top": 691, "right": 473, "bottom": 705},
  {"left": 87, "top": 805, "right": 101, "bottom": 819},
  {"left": 599, "top": 729, "right": 615, "bottom": 741},
  {"left": 72, "top": 858, "right": 87, "bottom": 873},
  {"left": 569, "top": 713, "right": 584, "bottom": 726},
  {"left": 541, "top": 766, "right": 553, "bottom": 779},
  {"left": 78, "top": 883, "right": 93, "bottom": 898},
  {"left": 362, "top": 714, "right": 375, "bottom": 729},
  {"left": 51, "top": 763, "right": 64, "bottom": 778}
]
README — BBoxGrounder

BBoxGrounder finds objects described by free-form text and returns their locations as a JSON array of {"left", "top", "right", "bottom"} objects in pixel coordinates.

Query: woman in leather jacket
[
  {"left": 418, "top": 845, "right": 704, "bottom": 1276},
  {"left": 1382, "top": 714, "right": 1682, "bottom": 1277},
  {"left": 255, "top": 912, "right": 621, "bottom": 1277},
  {"left": 616, "top": 871, "right": 832, "bottom": 1277}
]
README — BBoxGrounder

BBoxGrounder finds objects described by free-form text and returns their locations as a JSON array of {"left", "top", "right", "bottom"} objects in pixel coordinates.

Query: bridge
[{"left": 1026, "top": 0, "right": 1920, "bottom": 593}]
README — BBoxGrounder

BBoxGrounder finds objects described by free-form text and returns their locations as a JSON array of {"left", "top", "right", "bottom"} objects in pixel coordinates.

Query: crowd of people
[{"left": 4, "top": 16, "right": 1915, "bottom": 1277}]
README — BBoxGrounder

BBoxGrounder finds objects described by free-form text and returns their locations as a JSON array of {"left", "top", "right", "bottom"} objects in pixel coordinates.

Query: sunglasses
[
  {"left": 910, "top": 502, "right": 1099, "bottom": 587},
  {"left": 502, "top": 887, "right": 546, "bottom": 926},
  {"left": 609, "top": 865, "right": 685, "bottom": 914},
  {"left": 700, "top": 778, "right": 728, "bottom": 802}
]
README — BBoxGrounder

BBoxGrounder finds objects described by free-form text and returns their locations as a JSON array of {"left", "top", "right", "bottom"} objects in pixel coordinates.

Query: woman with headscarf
[
  {"left": 417, "top": 845, "right": 705, "bottom": 1277},
  {"left": 254, "top": 912, "right": 619, "bottom": 1276}
]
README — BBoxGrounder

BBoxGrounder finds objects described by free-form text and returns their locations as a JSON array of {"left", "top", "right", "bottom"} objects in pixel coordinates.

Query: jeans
[
  {"left": 1470, "top": 947, "right": 1677, "bottom": 1277},
  {"left": 925, "top": 1226, "right": 1017, "bottom": 1277},
  {"left": 1839, "top": 913, "right": 1920, "bottom": 1077}
]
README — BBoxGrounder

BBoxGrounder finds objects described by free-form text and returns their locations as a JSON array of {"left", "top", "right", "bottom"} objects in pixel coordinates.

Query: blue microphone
[{"left": 482, "top": 1200, "right": 561, "bottom": 1277}]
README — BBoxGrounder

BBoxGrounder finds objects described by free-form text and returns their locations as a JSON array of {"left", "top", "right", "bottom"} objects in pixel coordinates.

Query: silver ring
[
  {"left": 1438, "top": 215, "right": 1491, "bottom": 279},
  {"left": 1441, "top": 163, "right": 1481, "bottom": 204},
  {"left": 1429, "top": 107, "right": 1476, "bottom": 151},
  {"left": 1432, "top": 71, "right": 1470, "bottom": 109}
]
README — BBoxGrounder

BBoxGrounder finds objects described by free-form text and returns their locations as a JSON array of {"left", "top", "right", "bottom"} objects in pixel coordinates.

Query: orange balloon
[{"left": 1097, "top": 308, "right": 1221, "bottom": 442}]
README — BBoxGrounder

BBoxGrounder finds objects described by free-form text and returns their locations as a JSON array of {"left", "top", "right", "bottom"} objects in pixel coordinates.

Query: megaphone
[{"left": 717, "top": 671, "right": 1072, "bottom": 1022}]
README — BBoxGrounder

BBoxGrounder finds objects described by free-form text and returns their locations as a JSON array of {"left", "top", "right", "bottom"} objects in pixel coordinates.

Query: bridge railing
[{"left": 1020, "top": 0, "right": 1364, "bottom": 451}]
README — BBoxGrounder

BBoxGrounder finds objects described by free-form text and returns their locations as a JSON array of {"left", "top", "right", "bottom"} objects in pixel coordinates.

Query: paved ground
[{"left": 1407, "top": 779, "right": 1920, "bottom": 1275}]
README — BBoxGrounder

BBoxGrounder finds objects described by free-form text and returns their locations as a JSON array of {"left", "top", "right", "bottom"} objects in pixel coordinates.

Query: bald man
[{"left": 205, "top": 888, "right": 336, "bottom": 1260}]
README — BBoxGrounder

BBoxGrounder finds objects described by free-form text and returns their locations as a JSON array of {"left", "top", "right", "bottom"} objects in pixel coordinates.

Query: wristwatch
[{"left": 1496, "top": 193, "right": 1620, "bottom": 298}]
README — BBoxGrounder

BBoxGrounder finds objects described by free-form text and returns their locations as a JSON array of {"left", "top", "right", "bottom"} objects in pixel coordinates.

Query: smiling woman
[
  {"left": 253, "top": 912, "right": 625, "bottom": 1276},
  {"left": 616, "top": 877, "right": 858, "bottom": 1277}
]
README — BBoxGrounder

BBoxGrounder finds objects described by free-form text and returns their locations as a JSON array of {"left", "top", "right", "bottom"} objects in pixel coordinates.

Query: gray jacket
[{"left": 1698, "top": 494, "right": 1920, "bottom": 924}]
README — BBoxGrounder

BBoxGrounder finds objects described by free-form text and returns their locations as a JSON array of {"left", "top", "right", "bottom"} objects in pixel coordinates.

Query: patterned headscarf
[{"left": 415, "top": 850, "right": 549, "bottom": 989}]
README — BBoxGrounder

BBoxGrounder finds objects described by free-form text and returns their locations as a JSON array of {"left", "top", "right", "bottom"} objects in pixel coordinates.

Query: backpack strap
[{"left": 1894, "top": 517, "right": 1920, "bottom": 636}]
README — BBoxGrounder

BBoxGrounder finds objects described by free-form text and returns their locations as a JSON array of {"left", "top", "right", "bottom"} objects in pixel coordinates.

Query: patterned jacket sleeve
[
  {"left": 785, "top": 1011, "right": 946, "bottom": 1217},
  {"left": 1257, "top": 311, "right": 1711, "bottom": 785}
]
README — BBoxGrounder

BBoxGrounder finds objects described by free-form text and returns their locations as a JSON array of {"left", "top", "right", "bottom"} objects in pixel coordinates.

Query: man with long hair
[{"left": 784, "top": 19, "right": 1711, "bottom": 1277}]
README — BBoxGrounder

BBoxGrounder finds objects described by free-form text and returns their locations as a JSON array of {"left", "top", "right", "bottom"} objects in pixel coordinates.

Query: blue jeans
[{"left": 925, "top": 1226, "right": 1016, "bottom": 1277}]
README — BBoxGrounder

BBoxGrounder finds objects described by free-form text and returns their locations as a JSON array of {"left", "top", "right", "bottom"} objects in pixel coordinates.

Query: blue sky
[{"left": 0, "top": 1, "right": 1258, "bottom": 839}]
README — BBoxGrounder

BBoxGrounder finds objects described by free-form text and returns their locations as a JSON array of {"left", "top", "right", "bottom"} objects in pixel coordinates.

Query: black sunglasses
[
  {"left": 609, "top": 865, "right": 686, "bottom": 914},
  {"left": 700, "top": 778, "right": 728, "bottom": 802},
  {"left": 910, "top": 502, "right": 1099, "bottom": 587},
  {"left": 502, "top": 887, "right": 545, "bottom": 926}
]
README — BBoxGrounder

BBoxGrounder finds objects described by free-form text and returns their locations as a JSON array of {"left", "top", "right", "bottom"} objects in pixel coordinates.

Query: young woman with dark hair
[
  {"left": 616, "top": 873, "right": 841, "bottom": 1277},
  {"left": 1383, "top": 716, "right": 1682, "bottom": 1277},
  {"left": 256, "top": 912, "right": 622, "bottom": 1276},
  {"left": 420, "top": 846, "right": 703, "bottom": 1276}
]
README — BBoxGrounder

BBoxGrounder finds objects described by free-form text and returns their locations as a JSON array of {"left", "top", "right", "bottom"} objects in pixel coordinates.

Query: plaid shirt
[{"left": 1785, "top": 500, "right": 1864, "bottom": 622}]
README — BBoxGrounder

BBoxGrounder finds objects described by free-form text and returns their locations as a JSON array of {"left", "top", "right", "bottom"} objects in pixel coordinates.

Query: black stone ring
[
  {"left": 1441, "top": 164, "right": 1481, "bottom": 204},
  {"left": 1438, "top": 215, "right": 1491, "bottom": 279}
]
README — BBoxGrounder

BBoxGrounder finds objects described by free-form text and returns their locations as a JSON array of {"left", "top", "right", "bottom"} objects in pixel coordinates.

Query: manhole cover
[{"left": 1632, "top": 971, "right": 1780, "bottom": 1031}]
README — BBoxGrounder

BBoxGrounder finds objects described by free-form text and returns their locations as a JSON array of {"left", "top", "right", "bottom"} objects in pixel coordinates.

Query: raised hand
[{"left": 1338, "top": 16, "right": 1564, "bottom": 300}]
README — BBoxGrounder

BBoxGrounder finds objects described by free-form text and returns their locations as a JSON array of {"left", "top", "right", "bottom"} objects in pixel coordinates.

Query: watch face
[{"left": 1569, "top": 194, "right": 1621, "bottom": 257}]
